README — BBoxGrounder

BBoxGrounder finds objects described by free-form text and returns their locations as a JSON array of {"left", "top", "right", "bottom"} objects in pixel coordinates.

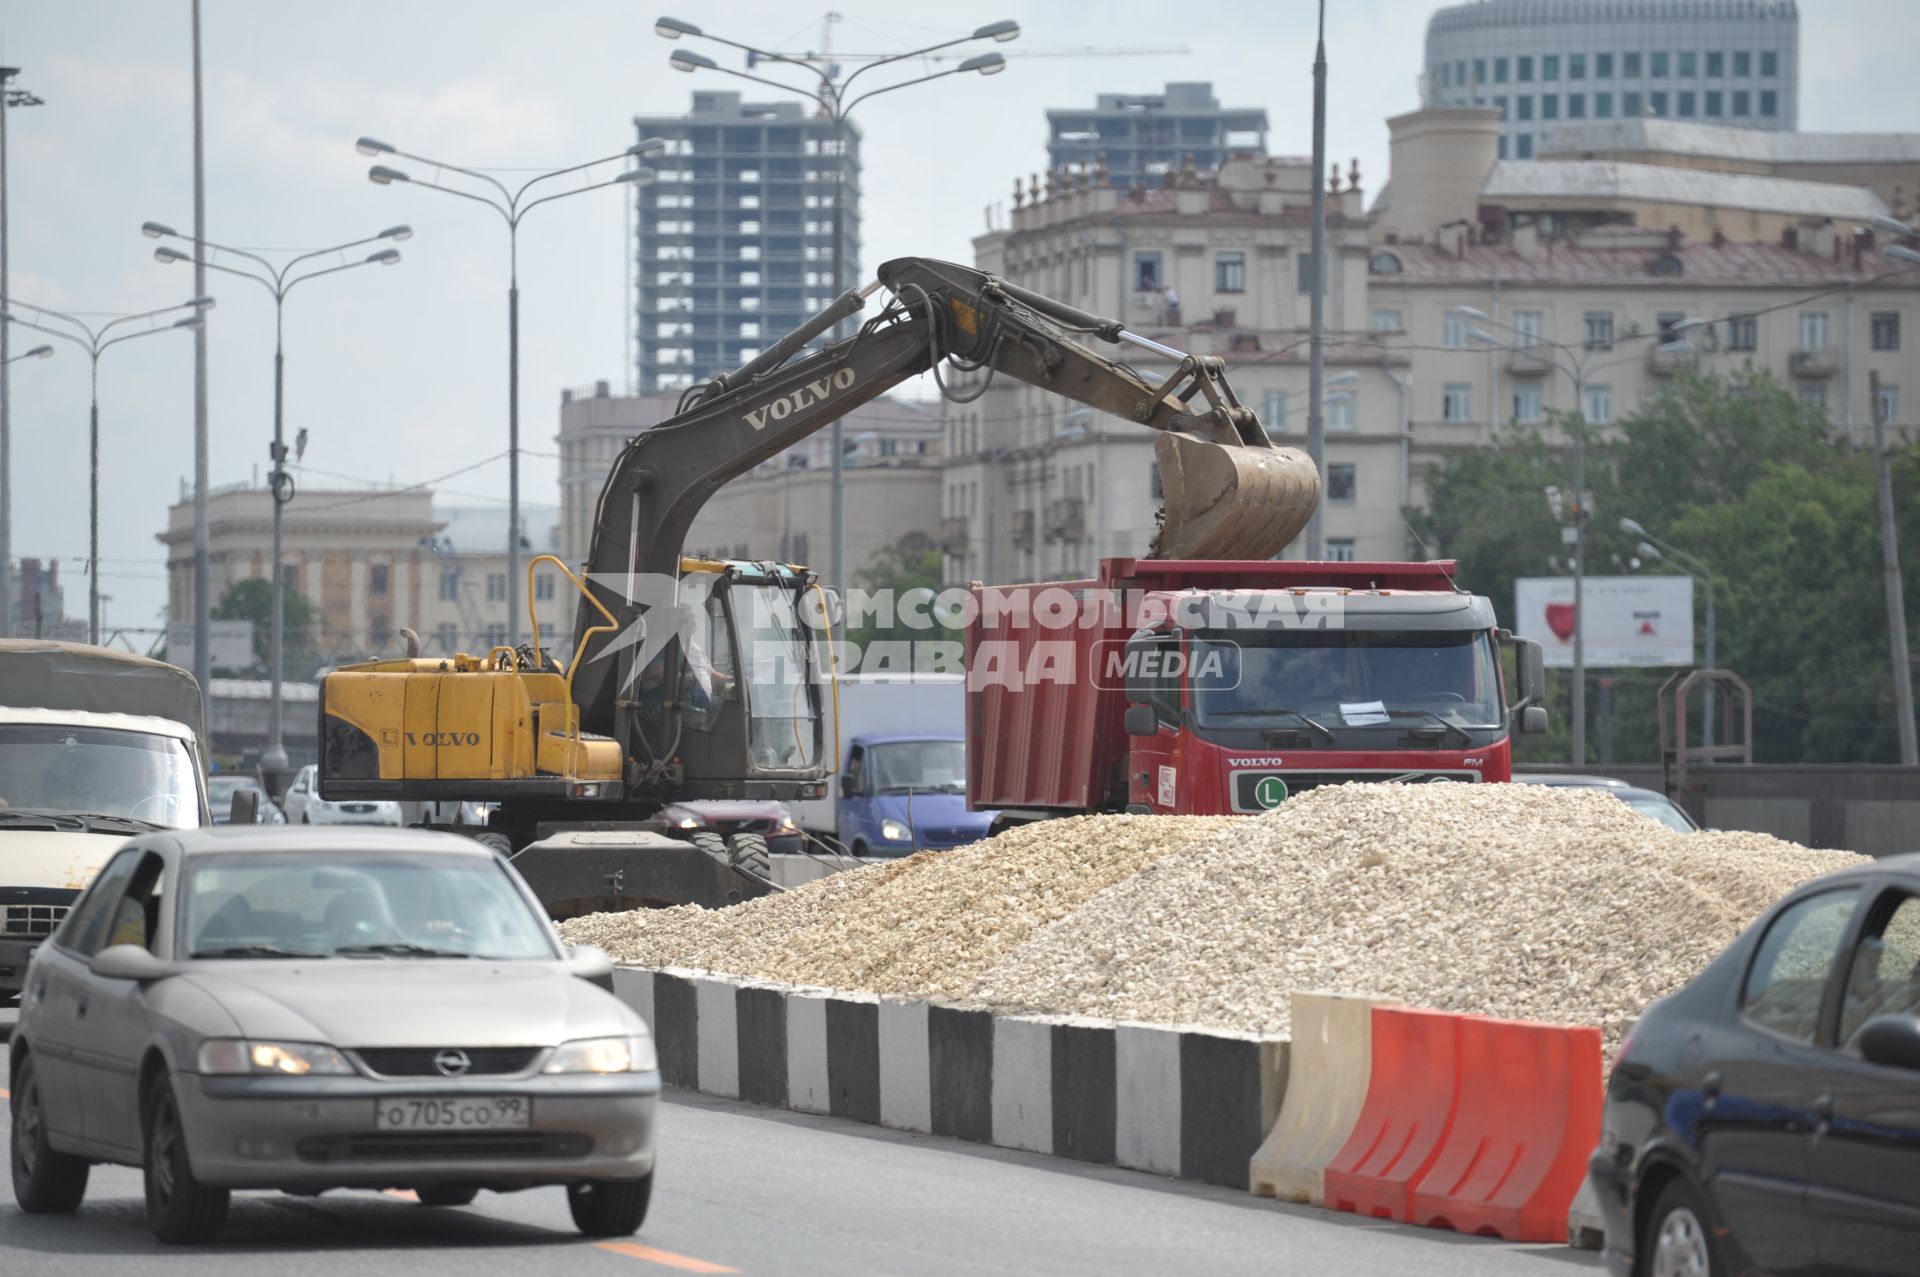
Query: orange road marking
[
  {"left": 596, "top": 1241, "right": 739, "bottom": 1273},
  {"left": 0, "top": 1088, "right": 10, "bottom": 1101}
]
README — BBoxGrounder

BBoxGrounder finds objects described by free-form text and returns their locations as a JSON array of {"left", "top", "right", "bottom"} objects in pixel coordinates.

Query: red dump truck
[{"left": 965, "top": 559, "right": 1547, "bottom": 826}]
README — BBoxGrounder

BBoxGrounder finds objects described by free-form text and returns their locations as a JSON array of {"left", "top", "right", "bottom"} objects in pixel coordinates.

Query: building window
[
  {"left": 1443, "top": 311, "right": 1470, "bottom": 349},
  {"left": 1516, "top": 95, "right": 1534, "bottom": 120},
  {"left": 1624, "top": 91, "right": 1642, "bottom": 117},
  {"left": 1517, "top": 133, "right": 1533, "bottom": 158},
  {"left": 1370, "top": 307, "right": 1403, "bottom": 332},
  {"left": 1582, "top": 384, "right": 1613, "bottom": 424},
  {"left": 1542, "top": 54, "right": 1559, "bottom": 81},
  {"left": 1570, "top": 53, "right": 1586, "bottom": 80},
  {"left": 1760, "top": 90, "right": 1778, "bottom": 117},
  {"left": 1568, "top": 93, "right": 1586, "bottom": 118},
  {"left": 486, "top": 573, "right": 507, "bottom": 602},
  {"left": 1455, "top": 60, "right": 1466, "bottom": 87},
  {"left": 1215, "top": 251, "right": 1245, "bottom": 294},
  {"left": 439, "top": 568, "right": 459, "bottom": 601},
  {"left": 1678, "top": 91, "right": 1696, "bottom": 117},
  {"left": 1727, "top": 314, "right": 1757, "bottom": 351},
  {"left": 1595, "top": 92, "right": 1614, "bottom": 118},
  {"left": 369, "top": 563, "right": 389, "bottom": 597},
  {"left": 1494, "top": 56, "right": 1509, "bottom": 83},
  {"left": 1262, "top": 390, "right": 1288, "bottom": 429},
  {"left": 534, "top": 573, "right": 555, "bottom": 601},
  {"left": 1584, "top": 311, "right": 1614, "bottom": 350},
  {"left": 1369, "top": 252, "right": 1403, "bottom": 275},
  {"left": 1650, "top": 91, "right": 1668, "bottom": 116},
  {"left": 1877, "top": 384, "right": 1900, "bottom": 426},
  {"left": 1872, "top": 312, "right": 1901, "bottom": 351},
  {"left": 1328, "top": 394, "right": 1357, "bottom": 430},
  {"left": 1800, "top": 383, "right": 1828, "bottom": 416},
  {"left": 1542, "top": 94, "right": 1559, "bottom": 120},
  {"left": 1326, "top": 538, "right": 1356, "bottom": 562},
  {"left": 1733, "top": 89, "right": 1751, "bottom": 115},
  {"left": 434, "top": 623, "right": 457, "bottom": 653},
  {"left": 1596, "top": 52, "right": 1614, "bottom": 78},
  {"left": 1678, "top": 51, "right": 1696, "bottom": 77},
  {"left": 1761, "top": 50, "right": 1778, "bottom": 77},
  {"left": 1800, "top": 311, "right": 1830, "bottom": 350},
  {"left": 485, "top": 623, "right": 507, "bottom": 649},
  {"left": 1705, "top": 90, "right": 1723, "bottom": 117},
  {"left": 1497, "top": 135, "right": 1508, "bottom": 158},
  {"left": 1517, "top": 55, "right": 1533, "bottom": 82},
  {"left": 1650, "top": 51, "right": 1669, "bottom": 77},
  {"left": 1624, "top": 52, "right": 1642, "bottom": 77},
  {"left": 1706, "top": 51, "right": 1724, "bottom": 77},
  {"left": 1513, "top": 383, "right": 1542, "bottom": 424},
  {"left": 1494, "top": 95, "right": 1508, "bottom": 119},
  {"left": 1327, "top": 463, "right": 1356, "bottom": 504},
  {"left": 1734, "top": 51, "right": 1751, "bottom": 77},
  {"left": 1474, "top": 58, "right": 1487, "bottom": 87},
  {"left": 1442, "top": 384, "right": 1472, "bottom": 421},
  {"left": 1132, "top": 252, "right": 1161, "bottom": 292}
]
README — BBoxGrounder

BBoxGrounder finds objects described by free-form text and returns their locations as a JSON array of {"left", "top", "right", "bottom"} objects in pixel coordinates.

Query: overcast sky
[{"left": 3, "top": 0, "right": 1914, "bottom": 634}]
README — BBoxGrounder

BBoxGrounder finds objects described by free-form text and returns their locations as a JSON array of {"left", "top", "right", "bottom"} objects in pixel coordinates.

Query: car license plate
[{"left": 373, "top": 1096, "right": 531, "bottom": 1132}]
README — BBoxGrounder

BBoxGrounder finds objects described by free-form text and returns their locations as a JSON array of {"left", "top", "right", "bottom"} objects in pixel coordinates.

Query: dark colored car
[
  {"left": 660, "top": 799, "right": 803, "bottom": 855},
  {"left": 1589, "top": 853, "right": 1920, "bottom": 1277},
  {"left": 1511, "top": 774, "right": 1699, "bottom": 831}
]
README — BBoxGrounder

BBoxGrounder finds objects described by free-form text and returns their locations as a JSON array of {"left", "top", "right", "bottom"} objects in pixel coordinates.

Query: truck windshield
[
  {"left": 735, "top": 582, "right": 820, "bottom": 771},
  {"left": 1191, "top": 630, "right": 1503, "bottom": 731},
  {"left": 0, "top": 724, "right": 202, "bottom": 829},
  {"left": 869, "top": 740, "right": 966, "bottom": 793}
]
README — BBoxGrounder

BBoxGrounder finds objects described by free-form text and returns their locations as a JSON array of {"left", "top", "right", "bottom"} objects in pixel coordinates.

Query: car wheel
[
  {"left": 567, "top": 1175, "right": 652, "bottom": 1237},
  {"left": 144, "top": 1073, "right": 229, "bottom": 1245},
  {"left": 850, "top": 840, "right": 869, "bottom": 859},
  {"left": 1641, "top": 1178, "right": 1723, "bottom": 1277},
  {"left": 414, "top": 1184, "right": 480, "bottom": 1207},
  {"left": 11, "top": 1055, "right": 89, "bottom": 1213}
]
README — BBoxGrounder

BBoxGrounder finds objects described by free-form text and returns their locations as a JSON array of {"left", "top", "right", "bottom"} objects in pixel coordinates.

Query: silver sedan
[{"left": 8, "top": 827, "right": 658, "bottom": 1244}]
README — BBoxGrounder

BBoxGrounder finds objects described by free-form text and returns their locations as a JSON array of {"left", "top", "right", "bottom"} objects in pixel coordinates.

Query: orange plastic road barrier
[
  {"left": 1322, "top": 1006, "right": 1461, "bottom": 1222},
  {"left": 1408, "top": 1015, "right": 1603, "bottom": 1243}
]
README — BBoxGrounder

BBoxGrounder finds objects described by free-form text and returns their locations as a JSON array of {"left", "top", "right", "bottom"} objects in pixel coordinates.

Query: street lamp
[
  {"left": 1620, "top": 517, "right": 1719, "bottom": 750},
  {"left": 2, "top": 343, "right": 50, "bottom": 364},
  {"left": 658, "top": 16, "right": 1017, "bottom": 596},
  {"left": 1456, "top": 305, "right": 1702, "bottom": 764},
  {"left": 2, "top": 296, "right": 212, "bottom": 644},
  {"left": 359, "top": 135, "right": 662, "bottom": 652},
  {"left": 149, "top": 222, "right": 408, "bottom": 789}
]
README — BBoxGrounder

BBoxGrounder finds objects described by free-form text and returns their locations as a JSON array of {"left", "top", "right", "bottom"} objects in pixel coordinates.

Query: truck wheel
[
  {"left": 687, "top": 831, "right": 728, "bottom": 861},
  {"left": 471, "top": 832, "right": 513, "bottom": 857},
  {"left": 11, "top": 1055, "right": 89, "bottom": 1213},
  {"left": 727, "top": 833, "right": 771, "bottom": 878}
]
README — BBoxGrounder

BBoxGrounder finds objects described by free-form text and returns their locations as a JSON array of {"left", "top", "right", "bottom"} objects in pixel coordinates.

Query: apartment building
[{"left": 1047, "top": 82, "right": 1268, "bottom": 189}]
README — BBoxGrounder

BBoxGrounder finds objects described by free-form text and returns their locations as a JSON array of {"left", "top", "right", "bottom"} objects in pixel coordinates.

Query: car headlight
[
  {"left": 672, "top": 814, "right": 703, "bottom": 829},
  {"left": 544, "top": 1034, "right": 658, "bottom": 1075},
  {"left": 197, "top": 1039, "right": 354, "bottom": 1076},
  {"left": 880, "top": 818, "right": 912, "bottom": 842},
  {"left": 775, "top": 815, "right": 797, "bottom": 833}
]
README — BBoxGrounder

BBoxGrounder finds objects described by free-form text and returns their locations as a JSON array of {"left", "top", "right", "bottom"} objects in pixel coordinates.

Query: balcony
[
  {"left": 1789, "top": 348, "right": 1838, "bottom": 378},
  {"left": 1044, "top": 497, "right": 1087, "bottom": 543},
  {"left": 1505, "top": 347, "right": 1554, "bottom": 377},
  {"left": 938, "top": 517, "right": 971, "bottom": 553},
  {"left": 1648, "top": 345, "right": 1699, "bottom": 377},
  {"left": 1011, "top": 509, "right": 1036, "bottom": 552}
]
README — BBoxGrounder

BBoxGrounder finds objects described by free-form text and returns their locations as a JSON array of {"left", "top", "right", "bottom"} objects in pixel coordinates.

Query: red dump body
[{"left": 965, "top": 558, "right": 1516, "bottom": 817}]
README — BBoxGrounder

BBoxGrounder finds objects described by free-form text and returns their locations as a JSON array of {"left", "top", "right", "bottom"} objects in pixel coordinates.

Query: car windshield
[
  {"left": 183, "top": 852, "right": 556, "bottom": 960},
  {"left": 0, "top": 724, "right": 202, "bottom": 829},
  {"left": 1191, "top": 630, "right": 1503, "bottom": 730},
  {"left": 1625, "top": 795, "right": 1696, "bottom": 832},
  {"left": 869, "top": 741, "right": 966, "bottom": 793}
]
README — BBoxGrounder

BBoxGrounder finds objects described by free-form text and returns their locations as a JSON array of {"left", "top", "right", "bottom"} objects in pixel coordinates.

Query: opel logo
[{"left": 433, "top": 1049, "right": 472, "bottom": 1077}]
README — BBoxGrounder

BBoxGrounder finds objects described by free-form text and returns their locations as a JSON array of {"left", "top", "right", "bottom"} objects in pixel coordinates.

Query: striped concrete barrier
[{"left": 614, "top": 965, "right": 1287, "bottom": 1189}]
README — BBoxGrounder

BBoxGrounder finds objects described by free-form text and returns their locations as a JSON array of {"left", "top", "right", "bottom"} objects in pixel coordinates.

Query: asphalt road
[{"left": 2, "top": 1010, "right": 1601, "bottom": 1276}]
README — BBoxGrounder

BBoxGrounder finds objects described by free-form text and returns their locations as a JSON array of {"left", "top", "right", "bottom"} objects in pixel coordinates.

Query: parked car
[
  {"left": 1511, "top": 773, "right": 1698, "bottom": 831},
  {"left": 205, "top": 774, "right": 285, "bottom": 826},
  {"left": 1588, "top": 853, "right": 1920, "bottom": 1277},
  {"left": 281, "top": 763, "right": 401, "bottom": 826},
  {"left": 832, "top": 734, "right": 994, "bottom": 858},
  {"left": 661, "top": 799, "right": 803, "bottom": 854},
  {"left": 8, "top": 826, "right": 657, "bottom": 1244}
]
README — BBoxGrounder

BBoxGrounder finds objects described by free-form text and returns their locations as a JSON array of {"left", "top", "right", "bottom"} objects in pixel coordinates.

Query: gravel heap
[{"left": 560, "top": 784, "right": 1861, "bottom": 1048}]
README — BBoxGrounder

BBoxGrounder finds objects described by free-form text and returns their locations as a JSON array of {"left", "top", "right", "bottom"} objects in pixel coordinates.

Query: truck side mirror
[
  {"left": 230, "top": 787, "right": 261, "bottom": 824},
  {"left": 1512, "top": 637, "right": 1546, "bottom": 707},
  {"left": 1517, "top": 705, "right": 1549, "bottom": 736},
  {"left": 1123, "top": 704, "right": 1158, "bottom": 737}
]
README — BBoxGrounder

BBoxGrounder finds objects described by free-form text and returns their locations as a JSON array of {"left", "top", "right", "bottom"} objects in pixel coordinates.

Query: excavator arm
[{"left": 568, "top": 255, "right": 1319, "bottom": 734}]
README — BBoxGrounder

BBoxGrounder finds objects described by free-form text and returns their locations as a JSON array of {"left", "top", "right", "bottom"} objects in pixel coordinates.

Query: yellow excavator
[{"left": 319, "top": 256, "right": 1318, "bottom": 913}]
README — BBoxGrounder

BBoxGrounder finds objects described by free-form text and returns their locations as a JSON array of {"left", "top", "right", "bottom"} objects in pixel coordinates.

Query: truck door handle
[
  {"left": 74, "top": 996, "right": 88, "bottom": 1019},
  {"left": 1813, "top": 1094, "right": 1835, "bottom": 1129},
  {"left": 1701, "top": 1071, "right": 1722, "bottom": 1103}
]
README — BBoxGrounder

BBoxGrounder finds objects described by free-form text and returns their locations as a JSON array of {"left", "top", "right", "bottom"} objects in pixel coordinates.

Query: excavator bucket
[{"left": 1150, "top": 433, "right": 1322, "bottom": 560}]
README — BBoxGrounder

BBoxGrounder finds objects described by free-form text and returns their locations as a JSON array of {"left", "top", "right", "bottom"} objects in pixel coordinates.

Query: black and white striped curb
[{"left": 614, "top": 966, "right": 1289, "bottom": 1188}]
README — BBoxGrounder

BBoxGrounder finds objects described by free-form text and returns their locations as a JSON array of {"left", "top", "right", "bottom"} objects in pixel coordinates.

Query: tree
[
  {"left": 844, "top": 543, "right": 956, "bottom": 672},
  {"left": 213, "top": 578, "right": 320, "bottom": 681}
]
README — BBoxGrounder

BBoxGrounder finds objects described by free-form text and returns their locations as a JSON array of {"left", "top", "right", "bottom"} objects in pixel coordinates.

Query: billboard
[{"left": 1513, "top": 575, "right": 1694, "bottom": 669}]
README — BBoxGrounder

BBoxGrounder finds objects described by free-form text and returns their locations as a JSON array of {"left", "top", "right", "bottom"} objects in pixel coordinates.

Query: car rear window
[{"left": 1742, "top": 888, "right": 1858, "bottom": 1042}]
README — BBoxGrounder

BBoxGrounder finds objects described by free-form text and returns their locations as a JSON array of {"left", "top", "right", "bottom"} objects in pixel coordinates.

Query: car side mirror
[
  {"left": 1857, "top": 1015, "right": 1920, "bottom": 1071},
  {"left": 1516, "top": 705, "right": 1549, "bottom": 736},
  {"left": 566, "top": 944, "right": 615, "bottom": 985},
  {"left": 1512, "top": 636, "right": 1546, "bottom": 707},
  {"left": 90, "top": 944, "right": 175, "bottom": 983},
  {"left": 230, "top": 788, "right": 261, "bottom": 824},
  {"left": 1123, "top": 704, "right": 1158, "bottom": 737}
]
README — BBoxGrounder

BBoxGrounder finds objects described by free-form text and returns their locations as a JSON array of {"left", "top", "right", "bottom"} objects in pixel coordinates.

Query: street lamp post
[
  {"left": 2, "top": 297, "right": 212, "bottom": 644},
  {"left": 1620, "top": 518, "right": 1717, "bottom": 748},
  {"left": 1, "top": 66, "right": 46, "bottom": 636},
  {"left": 147, "top": 222, "right": 407, "bottom": 788},
  {"left": 657, "top": 16, "right": 1017, "bottom": 595},
  {"left": 359, "top": 138, "right": 662, "bottom": 651},
  {"left": 1454, "top": 306, "right": 1702, "bottom": 764}
]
